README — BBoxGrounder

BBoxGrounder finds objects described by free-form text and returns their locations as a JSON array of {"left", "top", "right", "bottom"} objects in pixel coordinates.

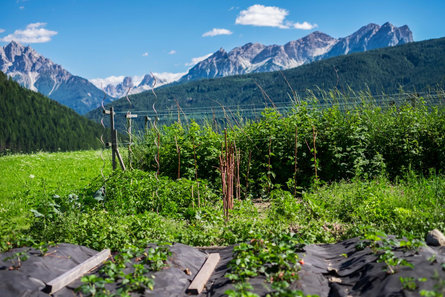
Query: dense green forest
[
  {"left": 87, "top": 37, "right": 445, "bottom": 129},
  {"left": 0, "top": 71, "right": 105, "bottom": 153}
]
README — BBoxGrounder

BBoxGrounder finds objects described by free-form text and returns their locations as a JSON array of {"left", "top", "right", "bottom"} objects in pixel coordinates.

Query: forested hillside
[
  {"left": 87, "top": 37, "right": 445, "bottom": 128},
  {"left": 0, "top": 71, "right": 105, "bottom": 153}
]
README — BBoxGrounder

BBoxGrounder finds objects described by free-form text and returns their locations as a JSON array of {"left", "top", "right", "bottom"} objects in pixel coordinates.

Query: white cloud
[
  {"left": 142, "top": 52, "right": 149, "bottom": 57},
  {"left": 168, "top": 50, "right": 176, "bottom": 55},
  {"left": 19, "top": 6, "right": 24, "bottom": 10},
  {"left": 235, "top": 5, "right": 318, "bottom": 31},
  {"left": 235, "top": 5, "right": 289, "bottom": 29},
  {"left": 293, "top": 21, "right": 318, "bottom": 30},
  {"left": 152, "top": 72, "right": 186, "bottom": 82},
  {"left": 0, "top": 29, "right": 5, "bottom": 34},
  {"left": 185, "top": 53, "right": 213, "bottom": 67},
  {"left": 1, "top": 23, "right": 57, "bottom": 43},
  {"left": 202, "top": 28, "right": 233, "bottom": 37}
]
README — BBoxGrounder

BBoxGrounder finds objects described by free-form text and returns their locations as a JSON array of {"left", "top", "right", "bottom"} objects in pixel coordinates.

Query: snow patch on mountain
[{"left": 91, "top": 72, "right": 185, "bottom": 99}]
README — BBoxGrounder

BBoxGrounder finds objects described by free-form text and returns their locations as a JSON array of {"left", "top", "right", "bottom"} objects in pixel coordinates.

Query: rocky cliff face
[
  {"left": 0, "top": 41, "right": 111, "bottom": 114},
  {"left": 180, "top": 22, "right": 413, "bottom": 82}
]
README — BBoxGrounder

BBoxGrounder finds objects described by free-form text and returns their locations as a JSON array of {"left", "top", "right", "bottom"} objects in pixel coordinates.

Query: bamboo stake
[
  {"left": 156, "top": 132, "right": 160, "bottom": 177},
  {"left": 175, "top": 136, "right": 181, "bottom": 179},
  {"left": 312, "top": 125, "right": 318, "bottom": 181},
  {"left": 192, "top": 137, "right": 200, "bottom": 204},
  {"left": 268, "top": 136, "right": 272, "bottom": 194},
  {"left": 110, "top": 107, "right": 116, "bottom": 170},
  {"left": 245, "top": 150, "right": 251, "bottom": 198},
  {"left": 294, "top": 125, "right": 298, "bottom": 197},
  {"left": 236, "top": 148, "right": 241, "bottom": 200},
  {"left": 192, "top": 184, "right": 195, "bottom": 208}
]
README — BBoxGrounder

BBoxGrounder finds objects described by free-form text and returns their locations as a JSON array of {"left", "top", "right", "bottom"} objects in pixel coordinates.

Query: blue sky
[{"left": 1, "top": 0, "right": 445, "bottom": 80}]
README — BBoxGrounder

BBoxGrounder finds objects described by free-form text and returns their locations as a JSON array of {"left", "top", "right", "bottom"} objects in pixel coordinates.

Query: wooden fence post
[
  {"left": 110, "top": 107, "right": 116, "bottom": 170},
  {"left": 126, "top": 112, "right": 137, "bottom": 168},
  {"left": 103, "top": 106, "right": 126, "bottom": 171},
  {"left": 114, "top": 130, "right": 126, "bottom": 171}
]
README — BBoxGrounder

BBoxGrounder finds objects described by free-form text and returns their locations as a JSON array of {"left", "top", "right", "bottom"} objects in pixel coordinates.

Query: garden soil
[{"left": 1, "top": 238, "right": 444, "bottom": 297}]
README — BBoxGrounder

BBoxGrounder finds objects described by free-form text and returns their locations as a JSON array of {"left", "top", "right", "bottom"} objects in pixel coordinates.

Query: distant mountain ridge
[
  {"left": 0, "top": 22, "right": 413, "bottom": 111},
  {"left": 0, "top": 41, "right": 112, "bottom": 114},
  {"left": 90, "top": 72, "right": 185, "bottom": 99},
  {"left": 92, "top": 22, "right": 413, "bottom": 99},
  {"left": 180, "top": 22, "right": 413, "bottom": 82},
  {"left": 85, "top": 36, "right": 445, "bottom": 130}
]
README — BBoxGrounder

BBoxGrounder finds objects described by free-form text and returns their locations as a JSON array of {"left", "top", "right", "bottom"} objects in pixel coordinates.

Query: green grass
[
  {"left": 0, "top": 150, "right": 111, "bottom": 247},
  {"left": 0, "top": 149, "right": 444, "bottom": 252}
]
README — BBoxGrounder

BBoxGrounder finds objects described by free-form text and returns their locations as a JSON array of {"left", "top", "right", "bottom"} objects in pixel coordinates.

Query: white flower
[{"left": 29, "top": 174, "right": 35, "bottom": 179}]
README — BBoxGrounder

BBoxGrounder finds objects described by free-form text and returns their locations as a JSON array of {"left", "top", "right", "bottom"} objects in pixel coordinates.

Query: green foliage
[
  {"left": 97, "top": 169, "right": 218, "bottom": 216},
  {"left": 304, "top": 174, "right": 445, "bottom": 240},
  {"left": 0, "top": 150, "right": 111, "bottom": 251},
  {"left": 225, "top": 233, "right": 313, "bottom": 297},
  {"left": 0, "top": 72, "right": 103, "bottom": 155},
  {"left": 1, "top": 89, "right": 445, "bottom": 260},
  {"left": 268, "top": 189, "right": 301, "bottom": 221},
  {"left": 131, "top": 96, "right": 445, "bottom": 198},
  {"left": 0, "top": 71, "right": 105, "bottom": 153},
  {"left": 77, "top": 245, "right": 170, "bottom": 296}
]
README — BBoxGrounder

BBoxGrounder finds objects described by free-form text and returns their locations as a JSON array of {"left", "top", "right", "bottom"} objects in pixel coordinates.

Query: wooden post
[
  {"left": 126, "top": 112, "right": 138, "bottom": 168},
  {"left": 156, "top": 132, "right": 160, "bottom": 177},
  {"left": 245, "top": 150, "right": 251, "bottom": 198},
  {"left": 145, "top": 116, "right": 150, "bottom": 131},
  {"left": 294, "top": 125, "right": 298, "bottom": 197},
  {"left": 312, "top": 125, "right": 318, "bottom": 181},
  {"left": 176, "top": 100, "right": 181, "bottom": 125},
  {"left": 175, "top": 136, "right": 181, "bottom": 179},
  {"left": 110, "top": 107, "right": 116, "bottom": 170},
  {"left": 114, "top": 130, "right": 126, "bottom": 171},
  {"left": 268, "top": 136, "right": 272, "bottom": 194}
]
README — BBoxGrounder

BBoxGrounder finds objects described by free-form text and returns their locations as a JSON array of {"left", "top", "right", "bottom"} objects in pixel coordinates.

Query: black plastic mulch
[{"left": 0, "top": 238, "right": 444, "bottom": 297}]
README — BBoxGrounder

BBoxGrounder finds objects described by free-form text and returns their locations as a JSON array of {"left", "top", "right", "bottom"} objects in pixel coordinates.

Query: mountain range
[
  {"left": 90, "top": 72, "right": 185, "bottom": 99},
  {"left": 179, "top": 22, "right": 412, "bottom": 81},
  {"left": 95, "top": 22, "right": 412, "bottom": 98},
  {"left": 0, "top": 41, "right": 111, "bottom": 114},
  {"left": 0, "top": 22, "right": 412, "bottom": 114},
  {"left": 86, "top": 36, "right": 445, "bottom": 130}
]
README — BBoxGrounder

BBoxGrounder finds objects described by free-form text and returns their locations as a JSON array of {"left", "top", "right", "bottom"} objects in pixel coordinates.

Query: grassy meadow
[{"left": 0, "top": 150, "right": 111, "bottom": 249}]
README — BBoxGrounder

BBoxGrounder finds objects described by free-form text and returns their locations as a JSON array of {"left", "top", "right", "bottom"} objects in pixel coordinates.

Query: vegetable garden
[{"left": 1, "top": 91, "right": 444, "bottom": 296}]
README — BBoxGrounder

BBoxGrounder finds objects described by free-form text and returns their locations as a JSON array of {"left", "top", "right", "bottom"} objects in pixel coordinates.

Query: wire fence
[
  {"left": 104, "top": 92, "right": 445, "bottom": 134},
  {"left": 100, "top": 91, "right": 445, "bottom": 147}
]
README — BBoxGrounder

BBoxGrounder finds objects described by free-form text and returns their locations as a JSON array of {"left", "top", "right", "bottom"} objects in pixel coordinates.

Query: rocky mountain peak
[
  {"left": 180, "top": 23, "right": 413, "bottom": 83},
  {"left": 0, "top": 42, "right": 110, "bottom": 114},
  {"left": 4, "top": 40, "right": 26, "bottom": 62},
  {"left": 139, "top": 73, "right": 155, "bottom": 86},
  {"left": 122, "top": 76, "right": 134, "bottom": 88}
]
